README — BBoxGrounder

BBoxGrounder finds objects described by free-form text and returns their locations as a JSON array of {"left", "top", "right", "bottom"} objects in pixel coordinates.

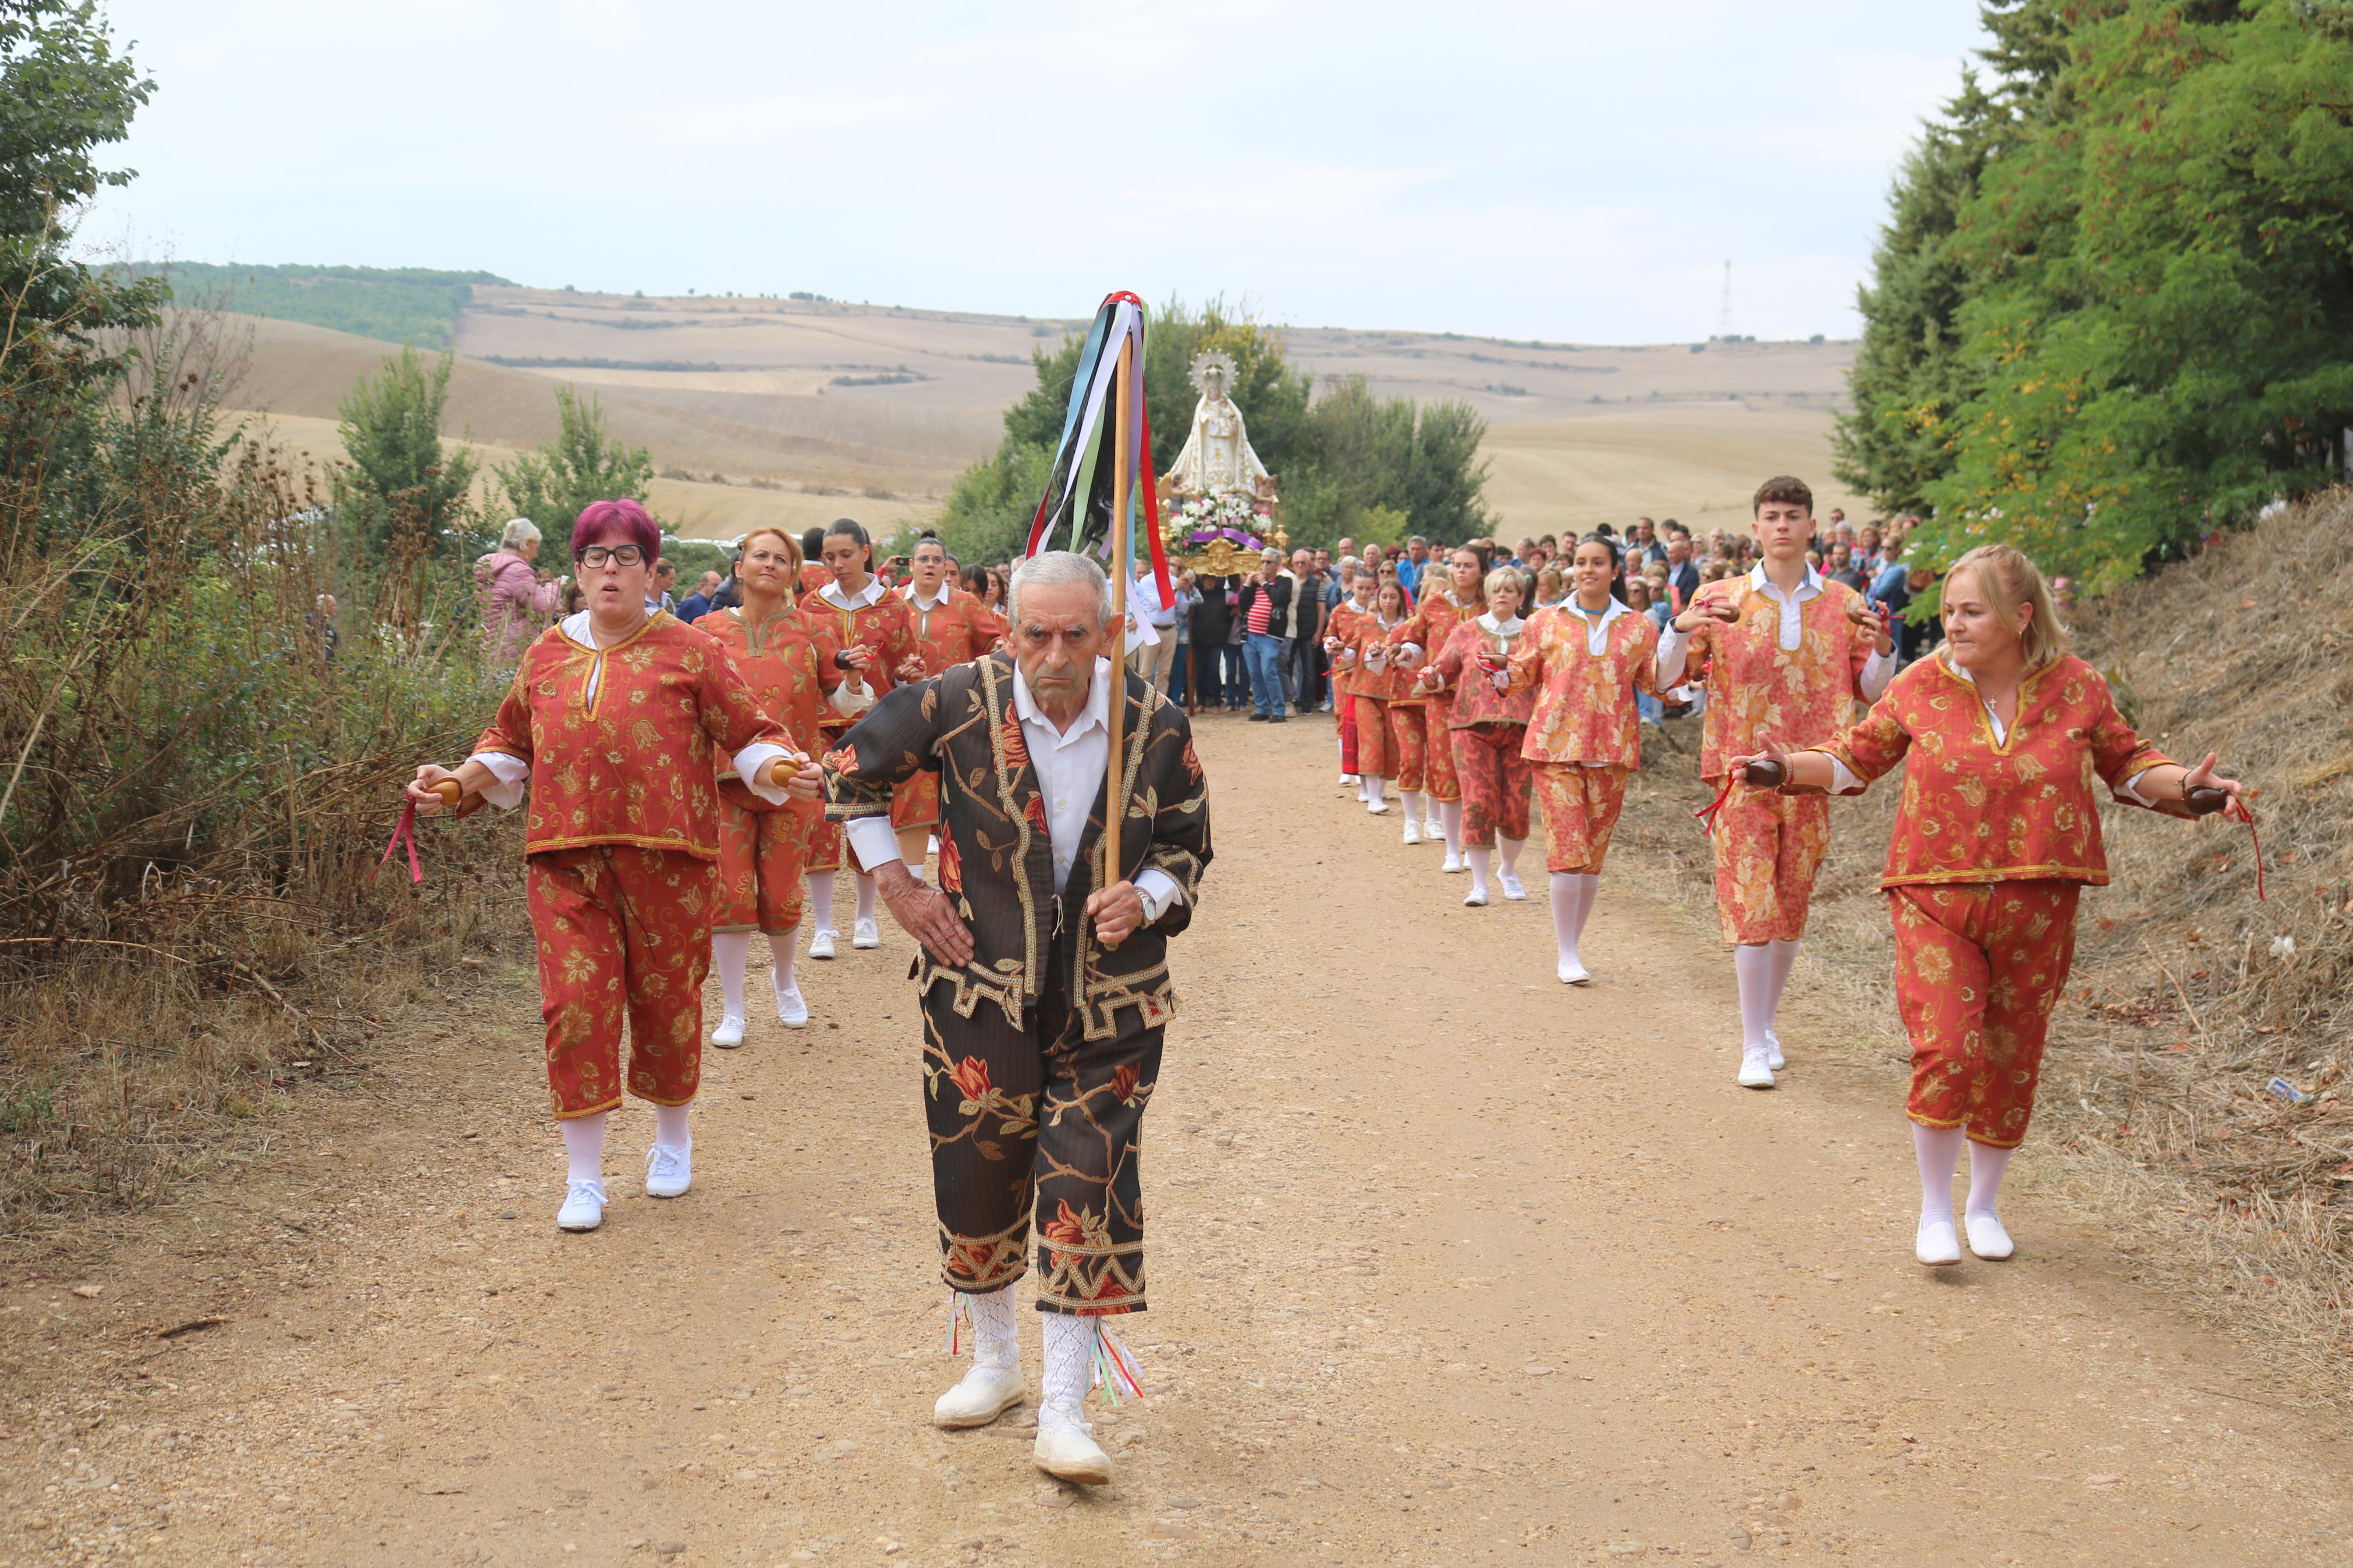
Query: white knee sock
[
  {"left": 1766, "top": 938, "right": 1800, "bottom": 1033},
  {"left": 654, "top": 1102, "right": 690, "bottom": 1153},
  {"left": 1569, "top": 872, "right": 1599, "bottom": 947},
  {"left": 961, "top": 1284, "right": 1020, "bottom": 1371},
  {"left": 1550, "top": 873, "right": 1581, "bottom": 966},
  {"left": 1499, "top": 834, "right": 1526, "bottom": 879},
  {"left": 1440, "top": 800, "right": 1463, "bottom": 854},
  {"left": 1467, "top": 847, "right": 1492, "bottom": 898},
  {"left": 1041, "top": 1313, "right": 1095, "bottom": 1425},
  {"left": 854, "top": 871, "right": 878, "bottom": 923},
  {"left": 1914, "top": 1123, "right": 1965, "bottom": 1226},
  {"left": 1400, "top": 790, "right": 1423, "bottom": 824},
  {"left": 1965, "top": 1140, "right": 2014, "bottom": 1222},
  {"left": 1367, "top": 776, "right": 1387, "bottom": 805},
  {"left": 770, "top": 924, "right": 799, "bottom": 992},
  {"left": 712, "top": 930, "right": 751, "bottom": 1020},
  {"left": 560, "top": 1112, "right": 606, "bottom": 1185},
  {"left": 1734, "top": 944, "right": 1774, "bottom": 1053},
  {"left": 805, "top": 872, "right": 836, "bottom": 933}
]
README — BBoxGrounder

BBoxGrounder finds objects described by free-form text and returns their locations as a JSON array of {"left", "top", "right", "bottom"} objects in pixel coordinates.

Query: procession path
[{"left": 5, "top": 714, "right": 2350, "bottom": 1568}]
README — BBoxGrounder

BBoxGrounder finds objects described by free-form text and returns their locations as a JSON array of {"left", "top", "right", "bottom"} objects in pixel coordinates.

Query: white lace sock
[
  {"left": 1041, "top": 1313, "right": 1095, "bottom": 1429},
  {"left": 1568, "top": 872, "right": 1599, "bottom": 948},
  {"left": 854, "top": 872, "right": 878, "bottom": 923},
  {"left": 1498, "top": 834, "right": 1527, "bottom": 880},
  {"left": 1915, "top": 1123, "right": 1965, "bottom": 1226},
  {"left": 712, "top": 930, "right": 751, "bottom": 1019},
  {"left": 560, "top": 1112, "right": 606, "bottom": 1184},
  {"left": 653, "top": 1103, "right": 690, "bottom": 1152},
  {"left": 1734, "top": 944, "right": 1774, "bottom": 1053},
  {"left": 1466, "top": 847, "right": 1492, "bottom": 899},
  {"left": 805, "top": 871, "right": 836, "bottom": 933},
  {"left": 1549, "top": 873, "right": 1581, "bottom": 967},
  {"left": 1366, "top": 776, "right": 1387, "bottom": 805},
  {"left": 1965, "top": 1140, "right": 2014, "bottom": 1224},
  {"left": 769, "top": 924, "right": 799, "bottom": 991},
  {"left": 962, "top": 1284, "right": 1020, "bottom": 1371},
  {"left": 1440, "top": 800, "right": 1464, "bottom": 855},
  {"left": 1766, "top": 937, "right": 1801, "bottom": 1032}
]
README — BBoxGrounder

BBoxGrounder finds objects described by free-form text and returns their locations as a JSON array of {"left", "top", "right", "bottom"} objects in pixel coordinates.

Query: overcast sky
[{"left": 80, "top": 1, "right": 1992, "bottom": 344}]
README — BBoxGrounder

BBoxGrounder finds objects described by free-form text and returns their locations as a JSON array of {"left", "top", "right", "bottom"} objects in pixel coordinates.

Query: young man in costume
[
  {"left": 800, "top": 517, "right": 923, "bottom": 958},
  {"left": 1656, "top": 477, "right": 1894, "bottom": 1088},
  {"left": 822, "top": 551, "right": 1211, "bottom": 1487},
  {"left": 406, "top": 500, "right": 813, "bottom": 1232},
  {"left": 895, "top": 532, "right": 1008, "bottom": 870}
]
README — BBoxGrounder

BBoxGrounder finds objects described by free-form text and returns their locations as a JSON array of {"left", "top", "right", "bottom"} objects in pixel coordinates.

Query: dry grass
[{"left": 1609, "top": 495, "right": 2353, "bottom": 1410}]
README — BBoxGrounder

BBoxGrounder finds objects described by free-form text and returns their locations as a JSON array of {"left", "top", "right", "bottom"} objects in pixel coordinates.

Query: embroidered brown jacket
[{"left": 821, "top": 652, "right": 1212, "bottom": 1039}]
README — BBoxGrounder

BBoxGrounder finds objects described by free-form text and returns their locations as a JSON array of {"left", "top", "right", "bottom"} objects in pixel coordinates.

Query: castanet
[
  {"left": 2184, "top": 784, "right": 2228, "bottom": 816},
  {"left": 1739, "top": 758, "right": 1788, "bottom": 788}
]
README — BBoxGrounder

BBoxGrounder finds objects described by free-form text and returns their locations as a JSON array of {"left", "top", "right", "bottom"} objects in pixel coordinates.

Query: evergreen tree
[
  {"left": 328, "top": 346, "right": 478, "bottom": 560},
  {"left": 492, "top": 385, "right": 655, "bottom": 559}
]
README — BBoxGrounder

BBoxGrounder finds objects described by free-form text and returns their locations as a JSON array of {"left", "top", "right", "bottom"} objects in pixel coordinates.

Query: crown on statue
[{"left": 1188, "top": 349, "right": 1238, "bottom": 396}]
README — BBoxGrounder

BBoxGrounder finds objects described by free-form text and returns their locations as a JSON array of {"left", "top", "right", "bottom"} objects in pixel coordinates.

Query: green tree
[
  {"left": 329, "top": 346, "right": 478, "bottom": 560},
  {"left": 492, "top": 385, "right": 655, "bottom": 559}
]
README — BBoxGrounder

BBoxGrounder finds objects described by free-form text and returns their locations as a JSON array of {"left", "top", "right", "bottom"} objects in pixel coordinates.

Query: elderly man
[
  {"left": 823, "top": 551, "right": 1211, "bottom": 1487},
  {"left": 1236, "top": 546, "right": 1294, "bottom": 721},
  {"left": 1286, "top": 547, "right": 1326, "bottom": 713}
]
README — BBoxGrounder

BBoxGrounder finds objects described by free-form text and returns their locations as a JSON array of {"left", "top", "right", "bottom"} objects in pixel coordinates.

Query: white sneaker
[
  {"left": 1499, "top": 870, "right": 1527, "bottom": 901},
  {"left": 710, "top": 1012, "right": 746, "bottom": 1050},
  {"left": 1339, "top": 773, "right": 1358, "bottom": 787},
  {"left": 1557, "top": 959, "right": 1591, "bottom": 986},
  {"left": 555, "top": 1179, "right": 606, "bottom": 1232},
  {"left": 1425, "top": 816, "right": 1445, "bottom": 838},
  {"left": 1737, "top": 1046, "right": 1776, "bottom": 1089},
  {"left": 927, "top": 834, "right": 939, "bottom": 854},
  {"left": 773, "top": 977, "right": 808, "bottom": 1029},
  {"left": 1366, "top": 798, "right": 1389, "bottom": 815},
  {"left": 644, "top": 1142, "right": 692, "bottom": 1199},
  {"left": 809, "top": 927, "right": 838, "bottom": 960},
  {"left": 1965, "top": 1213, "right": 2015, "bottom": 1261},
  {"left": 1401, "top": 819, "right": 1422, "bottom": 845},
  {"left": 1033, "top": 1406, "right": 1112, "bottom": 1485},
  {"left": 1766, "top": 1030, "right": 1787, "bottom": 1072},
  {"left": 1463, "top": 886, "right": 1489, "bottom": 908},
  {"left": 933, "top": 1363, "right": 1025, "bottom": 1430},
  {"left": 1441, "top": 851, "right": 1465, "bottom": 873},
  {"left": 1917, "top": 1219, "right": 1962, "bottom": 1267},
  {"left": 853, "top": 916, "right": 881, "bottom": 950}
]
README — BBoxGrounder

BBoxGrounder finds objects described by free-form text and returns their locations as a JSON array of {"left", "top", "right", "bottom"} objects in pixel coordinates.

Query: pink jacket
[{"left": 475, "top": 551, "right": 560, "bottom": 660}]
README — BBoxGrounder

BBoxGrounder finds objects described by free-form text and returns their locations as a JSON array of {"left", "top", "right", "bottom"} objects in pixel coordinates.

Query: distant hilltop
[{"left": 128, "top": 262, "right": 515, "bottom": 350}]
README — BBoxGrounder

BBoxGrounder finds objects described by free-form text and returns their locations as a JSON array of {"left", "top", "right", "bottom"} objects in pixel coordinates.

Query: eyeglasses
[{"left": 578, "top": 545, "right": 645, "bottom": 568}]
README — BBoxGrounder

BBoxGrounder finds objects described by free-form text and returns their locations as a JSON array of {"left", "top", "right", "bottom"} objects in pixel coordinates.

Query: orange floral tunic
[
  {"left": 1814, "top": 652, "right": 2179, "bottom": 888},
  {"left": 474, "top": 614, "right": 790, "bottom": 859},
  {"left": 904, "top": 586, "right": 1006, "bottom": 676},
  {"left": 1509, "top": 602, "right": 1660, "bottom": 768},
  {"left": 1325, "top": 600, "right": 1379, "bottom": 698},
  {"left": 1429, "top": 617, "right": 1536, "bottom": 728},
  {"left": 693, "top": 604, "right": 842, "bottom": 759},
  {"left": 1386, "top": 589, "right": 1475, "bottom": 708},
  {"left": 1343, "top": 611, "right": 1413, "bottom": 702},
  {"left": 1681, "top": 575, "right": 1880, "bottom": 783},
  {"left": 800, "top": 585, "right": 920, "bottom": 736}
]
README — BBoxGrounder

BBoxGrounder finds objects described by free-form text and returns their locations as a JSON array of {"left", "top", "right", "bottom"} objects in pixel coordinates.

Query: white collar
[
  {"left": 902, "top": 581, "right": 951, "bottom": 611},
  {"left": 1010, "top": 655, "right": 1112, "bottom": 741},
  {"left": 562, "top": 608, "right": 656, "bottom": 648},
  {"left": 1748, "top": 562, "right": 1825, "bottom": 600},
  {"left": 1568, "top": 596, "right": 1628, "bottom": 623},
  {"left": 819, "top": 577, "right": 889, "bottom": 611},
  {"left": 1476, "top": 612, "right": 1525, "bottom": 637}
]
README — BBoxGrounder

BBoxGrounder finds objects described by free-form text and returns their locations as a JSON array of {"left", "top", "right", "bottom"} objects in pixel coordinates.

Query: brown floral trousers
[{"left": 921, "top": 948, "right": 1160, "bottom": 1316}]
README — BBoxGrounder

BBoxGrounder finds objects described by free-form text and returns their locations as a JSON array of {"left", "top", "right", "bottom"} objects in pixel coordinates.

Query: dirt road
[{"left": 5, "top": 716, "right": 2349, "bottom": 1567}]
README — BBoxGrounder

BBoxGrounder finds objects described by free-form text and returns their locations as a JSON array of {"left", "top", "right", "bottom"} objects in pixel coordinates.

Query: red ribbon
[
  {"left": 2226, "top": 797, "right": 2265, "bottom": 902},
  {"left": 375, "top": 801, "right": 425, "bottom": 886},
  {"left": 1692, "top": 774, "right": 1737, "bottom": 837},
  {"left": 1105, "top": 290, "right": 1174, "bottom": 608}
]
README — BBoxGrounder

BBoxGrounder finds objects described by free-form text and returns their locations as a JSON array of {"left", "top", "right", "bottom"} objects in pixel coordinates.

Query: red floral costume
[
  {"left": 1807, "top": 652, "right": 2178, "bottom": 1147},
  {"left": 1386, "top": 590, "right": 1474, "bottom": 803},
  {"left": 1509, "top": 601, "right": 1659, "bottom": 873},
  {"left": 1324, "top": 599, "right": 1378, "bottom": 776},
  {"left": 1343, "top": 611, "right": 1414, "bottom": 785},
  {"left": 891, "top": 586, "right": 1006, "bottom": 833},
  {"left": 474, "top": 615, "right": 790, "bottom": 1117},
  {"left": 1429, "top": 616, "right": 1537, "bottom": 847},
  {"left": 1677, "top": 570, "right": 1881, "bottom": 943},
  {"left": 695, "top": 605, "right": 841, "bottom": 936},
  {"left": 798, "top": 585, "right": 920, "bottom": 873}
]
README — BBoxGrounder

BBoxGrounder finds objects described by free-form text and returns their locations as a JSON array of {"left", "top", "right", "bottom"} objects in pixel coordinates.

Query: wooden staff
[{"left": 1105, "top": 333, "right": 1135, "bottom": 884}]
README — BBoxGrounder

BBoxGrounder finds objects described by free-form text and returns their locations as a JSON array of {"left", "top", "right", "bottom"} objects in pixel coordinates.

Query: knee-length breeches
[
  {"left": 1383, "top": 702, "right": 1427, "bottom": 793},
  {"left": 527, "top": 846, "right": 715, "bottom": 1119},
  {"left": 1417, "top": 703, "right": 1460, "bottom": 802},
  {"left": 1337, "top": 691, "right": 1361, "bottom": 774},
  {"left": 922, "top": 960, "right": 1160, "bottom": 1316},
  {"left": 1355, "top": 696, "right": 1392, "bottom": 779},
  {"left": 1712, "top": 786, "right": 1830, "bottom": 944},
  {"left": 1534, "top": 762, "right": 1628, "bottom": 873},
  {"left": 715, "top": 795, "right": 814, "bottom": 936},
  {"left": 1450, "top": 724, "right": 1531, "bottom": 846},
  {"left": 1891, "top": 880, "right": 2080, "bottom": 1149}
]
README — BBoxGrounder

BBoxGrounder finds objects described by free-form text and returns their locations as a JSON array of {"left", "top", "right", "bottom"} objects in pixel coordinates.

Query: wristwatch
[{"left": 1135, "top": 882, "right": 1169, "bottom": 925}]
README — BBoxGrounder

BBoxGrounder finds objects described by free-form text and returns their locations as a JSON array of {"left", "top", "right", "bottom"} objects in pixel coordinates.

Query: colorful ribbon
[
  {"left": 374, "top": 801, "right": 425, "bottom": 886},
  {"left": 1089, "top": 1320, "right": 1145, "bottom": 1404}
]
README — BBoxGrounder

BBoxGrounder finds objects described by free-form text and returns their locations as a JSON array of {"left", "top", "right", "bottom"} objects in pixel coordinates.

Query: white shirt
[
  {"left": 902, "top": 581, "right": 952, "bottom": 614},
  {"left": 467, "top": 610, "right": 791, "bottom": 809},
  {"left": 1130, "top": 570, "right": 1176, "bottom": 627},
  {"left": 1655, "top": 563, "right": 1894, "bottom": 698},
  {"left": 846, "top": 657, "right": 1185, "bottom": 916},
  {"left": 1557, "top": 596, "right": 1627, "bottom": 655},
  {"left": 817, "top": 576, "right": 891, "bottom": 613}
]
